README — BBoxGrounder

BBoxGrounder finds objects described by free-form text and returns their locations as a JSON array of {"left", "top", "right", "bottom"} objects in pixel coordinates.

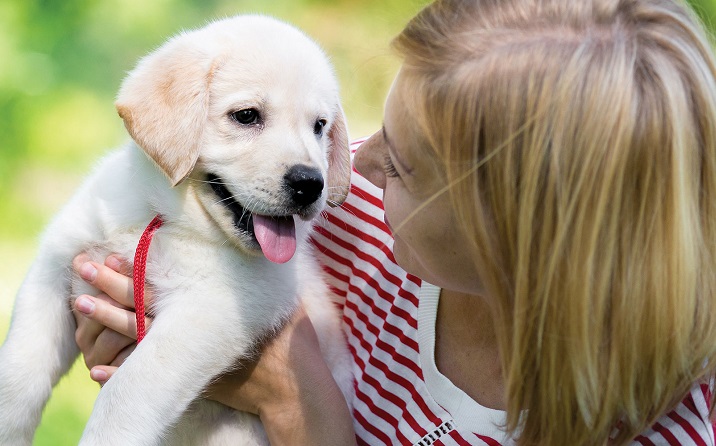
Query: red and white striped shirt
[{"left": 312, "top": 139, "right": 715, "bottom": 445}]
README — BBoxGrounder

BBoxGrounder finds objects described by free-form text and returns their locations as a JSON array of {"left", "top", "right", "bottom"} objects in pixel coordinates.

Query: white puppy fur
[{"left": 0, "top": 15, "right": 353, "bottom": 446}]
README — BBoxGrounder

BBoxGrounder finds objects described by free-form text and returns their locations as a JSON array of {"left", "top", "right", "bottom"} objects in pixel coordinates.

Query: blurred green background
[{"left": 1, "top": 0, "right": 715, "bottom": 444}]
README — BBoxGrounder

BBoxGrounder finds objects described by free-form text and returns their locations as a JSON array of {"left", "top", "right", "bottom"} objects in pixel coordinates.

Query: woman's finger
[
  {"left": 74, "top": 291, "right": 135, "bottom": 352},
  {"left": 73, "top": 294, "right": 139, "bottom": 340},
  {"left": 73, "top": 313, "right": 106, "bottom": 355},
  {"left": 90, "top": 345, "right": 132, "bottom": 383},
  {"left": 104, "top": 255, "right": 133, "bottom": 276},
  {"left": 72, "top": 256, "right": 134, "bottom": 308},
  {"left": 85, "top": 327, "right": 136, "bottom": 369},
  {"left": 90, "top": 365, "right": 118, "bottom": 385},
  {"left": 110, "top": 344, "right": 135, "bottom": 368}
]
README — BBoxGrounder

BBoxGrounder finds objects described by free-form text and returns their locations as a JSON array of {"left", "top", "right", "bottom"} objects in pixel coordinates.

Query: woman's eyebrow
[{"left": 382, "top": 126, "right": 392, "bottom": 149}]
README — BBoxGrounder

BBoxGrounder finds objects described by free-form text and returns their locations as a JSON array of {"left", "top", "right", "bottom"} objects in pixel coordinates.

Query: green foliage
[{"left": 688, "top": 0, "right": 716, "bottom": 28}]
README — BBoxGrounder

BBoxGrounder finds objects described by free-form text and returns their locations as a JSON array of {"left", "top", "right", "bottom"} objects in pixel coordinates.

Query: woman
[{"left": 72, "top": 0, "right": 716, "bottom": 444}]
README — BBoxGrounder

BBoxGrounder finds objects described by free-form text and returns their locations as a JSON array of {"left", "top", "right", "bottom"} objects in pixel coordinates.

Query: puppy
[{"left": 0, "top": 15, "right": 353, "bottom": 446}]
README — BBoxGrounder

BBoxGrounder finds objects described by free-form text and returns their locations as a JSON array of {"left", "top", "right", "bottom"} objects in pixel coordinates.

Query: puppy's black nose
[{"left": 284, "top": 165, "right": 324, "bottom": 207}]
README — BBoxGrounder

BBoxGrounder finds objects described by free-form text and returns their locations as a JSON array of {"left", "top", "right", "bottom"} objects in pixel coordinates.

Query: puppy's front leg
[
  {"left": 79, "top": 288, "right": 274, "bottom": 446},
  {"left": 0, "top": 259, "right": 80, "bottom": 445}
]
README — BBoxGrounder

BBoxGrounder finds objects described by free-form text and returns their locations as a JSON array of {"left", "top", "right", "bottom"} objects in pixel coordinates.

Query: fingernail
[
  {"left": 105, "top": 255, "right": 123, "bottom": 271},
  {"left": 74, "top": 253, "right": 91, "bottom": 263},
  {"left": 90, "top": 368, "right": 108, "bottom": 382},
  {"left": 72, "top": 253, "right": 91, "bottom": 271},
  {"left": 76, "top": 296, "right": 95, "bottom": 315},
  {"left": 79, "top": 263, "right": 97, "bottom": 282}
]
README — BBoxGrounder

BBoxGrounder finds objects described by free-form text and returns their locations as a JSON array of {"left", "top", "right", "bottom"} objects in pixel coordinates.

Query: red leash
[{"left": 133, "top": 215, "right": 163, "bottom": 343}]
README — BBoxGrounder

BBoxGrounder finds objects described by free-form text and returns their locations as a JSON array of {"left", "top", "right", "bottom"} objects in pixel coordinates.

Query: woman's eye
[
  {"left": 314, "top": 119, "right": 327, "bottom": 136},
  {"left": 230, "top": 108, "right": 260, "bottom": 125},
  {"left": 384, "top": 155, "right": 400, "bottom": 178}
]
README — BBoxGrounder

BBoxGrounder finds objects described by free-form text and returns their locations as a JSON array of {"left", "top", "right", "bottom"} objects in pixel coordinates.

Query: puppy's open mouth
[{"left": 207, "top": 173, "right": 297, "bottom": 264}]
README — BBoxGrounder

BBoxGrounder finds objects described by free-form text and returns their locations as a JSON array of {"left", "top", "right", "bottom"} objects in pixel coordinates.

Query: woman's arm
[
  {"left": 71, "top": 255, "right": 356, "bottom": 445},
  {"left": 205, "top": 305, "right": 355, "bottom": 444}
]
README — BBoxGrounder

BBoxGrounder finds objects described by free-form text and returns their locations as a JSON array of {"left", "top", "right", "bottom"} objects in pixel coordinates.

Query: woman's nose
[{"left": 354, "top": 131, "right": 387, "bottom": 190}]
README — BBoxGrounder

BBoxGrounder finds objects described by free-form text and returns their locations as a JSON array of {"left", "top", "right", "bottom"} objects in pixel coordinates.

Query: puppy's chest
[{"left": 71, "top": 228, "right": 301, "bottom": 310}]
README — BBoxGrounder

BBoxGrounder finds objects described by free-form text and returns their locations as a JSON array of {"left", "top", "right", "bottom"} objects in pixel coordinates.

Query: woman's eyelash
[{"left": 384, "top": 156, "right": 400, "bottom": 178}]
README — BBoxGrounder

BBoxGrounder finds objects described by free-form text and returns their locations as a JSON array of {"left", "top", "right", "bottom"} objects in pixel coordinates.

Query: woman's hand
[
  {"left": 71, "top": 253, "right": 143, "bottom": 383},
  {"left": 204, "top": 304, "right": 356, "bottom": 444},
  {"left": 71, "top": 254, "right": 356, "bottom": 444}
]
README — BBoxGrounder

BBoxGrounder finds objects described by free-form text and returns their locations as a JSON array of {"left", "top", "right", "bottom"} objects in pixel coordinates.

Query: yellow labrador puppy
[{"left": 0, "top": 15, "right": 352, "bottom": 446}]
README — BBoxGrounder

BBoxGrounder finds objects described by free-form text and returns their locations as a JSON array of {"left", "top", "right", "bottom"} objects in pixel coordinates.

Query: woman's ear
[
  {"left": 326, "top": 107, "right": 351, "bottom": 207},
  {"left": 115, "top": 36, "right": 219, "bottom": 186}
]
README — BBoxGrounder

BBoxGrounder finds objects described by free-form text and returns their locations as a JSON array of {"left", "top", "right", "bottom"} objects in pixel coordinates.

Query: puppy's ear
[
  {"left": 115, "top": 37, "right": 218, "bottom": 186},
  {"left": 326, "top": 107, "right": 351, "bottom": 207}
]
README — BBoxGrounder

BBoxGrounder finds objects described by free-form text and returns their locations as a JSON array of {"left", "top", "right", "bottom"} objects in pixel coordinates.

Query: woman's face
[{"left": 354, "top": 70, "right": 482, "bottom": 294}]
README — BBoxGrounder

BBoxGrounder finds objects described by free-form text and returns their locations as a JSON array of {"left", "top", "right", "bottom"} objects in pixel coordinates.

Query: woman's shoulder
[{"left": 630, "top": 383, "right": 715, "bottom": 445}]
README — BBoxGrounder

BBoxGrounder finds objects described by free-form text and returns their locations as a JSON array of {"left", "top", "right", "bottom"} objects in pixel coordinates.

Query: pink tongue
[{"left": 252, "top": 214, "right": 297, "bottom": 264}]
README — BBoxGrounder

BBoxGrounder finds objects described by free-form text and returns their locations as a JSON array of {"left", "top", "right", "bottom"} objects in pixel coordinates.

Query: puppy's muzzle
[{"left": 284, "top": 165, "right": 324, "bottom": 207}]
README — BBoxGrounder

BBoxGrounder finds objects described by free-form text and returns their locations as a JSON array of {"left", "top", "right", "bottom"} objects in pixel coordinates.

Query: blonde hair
[{"left": 394, "top": 0, "right": 716, "bottom": 444}]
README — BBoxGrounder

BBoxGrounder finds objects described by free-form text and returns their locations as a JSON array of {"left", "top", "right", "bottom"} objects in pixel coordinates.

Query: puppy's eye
[
  {"left": 230, "top": 109, "right": 260, "bottom": 125},
  {"left": 314, "top": 119, "right": 327, "bottom": 136}
]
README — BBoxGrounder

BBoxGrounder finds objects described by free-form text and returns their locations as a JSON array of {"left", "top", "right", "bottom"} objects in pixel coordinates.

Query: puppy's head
[{"left": 116, "top": 15, "right": 350, "bottom": 263}]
